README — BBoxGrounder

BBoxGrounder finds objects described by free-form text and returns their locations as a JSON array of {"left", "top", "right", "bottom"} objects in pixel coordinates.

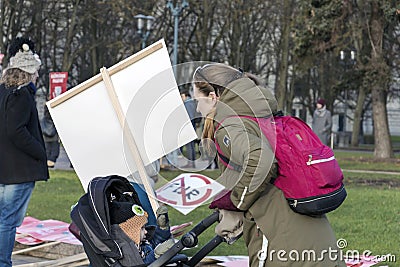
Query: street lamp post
[
  {"left": 166, "top": 0, "right": 189, "bottom": 75},
  {"left": 134, "top": 14, "right": 155, "bottom": 49},
  {"left": 339, "top": 49, "right": 356, "bottom": 133}
]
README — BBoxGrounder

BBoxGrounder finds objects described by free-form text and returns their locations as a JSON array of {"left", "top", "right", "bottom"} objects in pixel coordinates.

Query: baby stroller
[{"left": 70, "top": 175, "right": 226, "bottom": 267}]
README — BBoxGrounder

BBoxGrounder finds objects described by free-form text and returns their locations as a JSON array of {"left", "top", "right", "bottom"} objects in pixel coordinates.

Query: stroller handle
[
  {"left": 181, "top": 210, "right": 219, "bottom": 248},
  {"left": 148, "top": 211, "right": 220, "bottom": 267},
  {"left": 186, "top": 235, "right": 225, "bottom": 266},
  {"left": 188, "top": 210, "right": 219, "bottom": 236}
]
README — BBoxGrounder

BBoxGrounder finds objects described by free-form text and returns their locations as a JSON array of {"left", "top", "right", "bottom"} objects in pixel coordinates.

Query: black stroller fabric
[
  {"left": 71, "top": 175, "right": 145, "bottom": 267},
  {"left": 71, "top": 175, "right": 225, "bottom": 267}
]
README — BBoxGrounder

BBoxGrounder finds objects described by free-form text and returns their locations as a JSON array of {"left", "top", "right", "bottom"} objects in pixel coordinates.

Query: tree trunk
[
  {"left": 351, "top": 86, "right": 366, "bottom": 146},
  {"left": 350, "top": 0, "right": 365, "bottom": 147},
  {"left": 371, "top": 82, "right": 393, "bottom": 158},
  {"left": 275, "top": 0, "right": 290, "bottom": 111},
  {"left": 369, "top": 1, "right": 393, "bottom": 159},
  {"left": 61, "top": 0, "right": 80, "bottom": 72},
  {"left": 286, "top": 72, "right": 295, "bottom": 113}
]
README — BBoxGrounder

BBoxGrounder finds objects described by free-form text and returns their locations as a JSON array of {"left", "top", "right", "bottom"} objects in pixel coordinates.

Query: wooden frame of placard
[
  {"left": 49, "top": 43, "right": 163, "bottom": 109},
  {"left": 48, "top": 42, "right": 164, "bottom": 214},
  {"left": 100, "top": 67, "right": 159, "bottom": 212}
]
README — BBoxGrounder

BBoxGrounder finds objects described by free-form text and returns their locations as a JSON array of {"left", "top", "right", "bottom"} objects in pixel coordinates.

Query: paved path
[
  {"left": 12, "top": 254, "right": 47, "bottom": 265},
  {"left": 55, "top": 145, "right": 400, "bottom": 177},
  {"left": 54, "top": 145, "right": 217, "bottom": 172},
  {"left": 54, "top": 145, "right": 74, "bottom": 170},
  {"left": 342, "top": 169, "right": 400, "bottom": 176}
]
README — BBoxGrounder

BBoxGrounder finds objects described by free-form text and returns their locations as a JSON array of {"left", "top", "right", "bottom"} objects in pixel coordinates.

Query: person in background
[
  {"left": 35, "top": 88, "right": 60, "bottom": 168},
  {"left": 0, "top": 53, "right": 3, "bottom": 79},
  {"left": 162, "top": 149, "right": 178, "bottom": 171},
  {"left": 42, "top": 105, "right": 60, "bottom": 168},
  {"left": 312, "top": 98, "right": 332, "bottom": 146},
  {"left": 180, "top": 90, "right": 197, "bottom": 169},
  {"left": 0, "top": 37, "right": 49, "bottom": 267},
  {"left": 192, "top": 63, "right": 345, "bottom": 267}
]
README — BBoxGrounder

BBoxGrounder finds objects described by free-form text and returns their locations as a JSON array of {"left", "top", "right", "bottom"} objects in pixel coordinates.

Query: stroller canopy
[{"left": 71, "top": 175, "right": 142, "bottom": 260}]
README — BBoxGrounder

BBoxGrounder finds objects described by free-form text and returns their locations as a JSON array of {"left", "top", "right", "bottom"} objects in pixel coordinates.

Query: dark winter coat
[
  {"left": 140, "top": 226, "right": 171, "bottom": 264},
  {"left": 0, "top": 82, "right": 49, "bottom": 184},
  {"left": 213, "top": 78, "right": 345, "bottom": 266}
]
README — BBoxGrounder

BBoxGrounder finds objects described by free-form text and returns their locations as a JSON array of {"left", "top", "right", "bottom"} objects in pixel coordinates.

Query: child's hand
[{"left": 156, "top": 205, "right": 169, "bottom": 230}]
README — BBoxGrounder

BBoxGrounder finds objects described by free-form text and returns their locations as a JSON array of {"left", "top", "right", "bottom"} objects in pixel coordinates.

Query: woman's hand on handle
[{"left": 215, "top": 209, "right": 244, "bottom": 244}]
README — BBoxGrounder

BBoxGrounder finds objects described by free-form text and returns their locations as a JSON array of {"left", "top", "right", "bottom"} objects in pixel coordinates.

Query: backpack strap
[
  {"left": 214, "top": 114, "right": 274, "bottom": 173},
  {"left": 273, "top": 110, "right": 284, "bottom": 117},
  {"left": 216, "top": 149, "right": 243, "bottom": 172},
  {"left": 214, "top": 116, "right": 244, "bottom": 172}
]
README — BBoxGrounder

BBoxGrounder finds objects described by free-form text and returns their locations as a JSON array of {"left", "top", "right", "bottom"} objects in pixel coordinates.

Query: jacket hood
[{"left": 214, "top": 77, "right": 278, "bottom": 123}]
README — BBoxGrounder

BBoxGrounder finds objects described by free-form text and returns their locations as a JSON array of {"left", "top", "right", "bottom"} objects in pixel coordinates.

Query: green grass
[
  {"left": 328, "top": 185, "right": 400, "bottom": 266},
  {"left": 335, "top": 151, "right": 400, "bottom": 174},
  {"left": 25, "top": 151, "right": 400, "bottom": 265},
  {"left": 27, "top": 170, "right": 85, "bottom": 222},
  {"left": 391, "top": 135, "right": 400, "bottom": 143},
  {"left": 361, "top": 135, "right": 400, "bottom": 148}
]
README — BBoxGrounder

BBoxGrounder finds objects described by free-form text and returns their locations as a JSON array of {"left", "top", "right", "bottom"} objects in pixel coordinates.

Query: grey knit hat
[{"left": 6, "top": 43, "right": 41, "bottom": 74}]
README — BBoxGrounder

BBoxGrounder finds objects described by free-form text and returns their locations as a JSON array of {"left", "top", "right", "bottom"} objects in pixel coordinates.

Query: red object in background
[
  {"left": 49, "top": 72, "right": 68, "bottom": 99},
  {"left": 0, "top": 53, "right": 4, "bottom": 63}
]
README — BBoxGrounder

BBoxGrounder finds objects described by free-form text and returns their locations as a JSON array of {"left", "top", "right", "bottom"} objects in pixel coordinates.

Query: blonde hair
[
  {"left": 193, "top": 64, "right": 244, "bottom": 153},
  {"left": 1, "top": 68, "right": 35, "bottom": 88}
]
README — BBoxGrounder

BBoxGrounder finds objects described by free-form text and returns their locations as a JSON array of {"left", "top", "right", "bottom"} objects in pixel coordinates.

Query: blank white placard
[{"left": 47, "top": 39, "right": 197, "bottom": 190}]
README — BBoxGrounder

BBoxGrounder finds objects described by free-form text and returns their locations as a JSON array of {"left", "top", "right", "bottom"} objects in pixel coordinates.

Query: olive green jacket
[
  {"left": 213, "top": 78, "right": 345, "bottom": 266},
  {"left": 214, "top": 77, "right": 278, "bottom": 210}
]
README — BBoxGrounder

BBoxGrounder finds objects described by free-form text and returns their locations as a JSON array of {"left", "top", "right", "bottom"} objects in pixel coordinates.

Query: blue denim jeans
[{"left": 0, "top": 182, "right": 35, "bottom": 267}]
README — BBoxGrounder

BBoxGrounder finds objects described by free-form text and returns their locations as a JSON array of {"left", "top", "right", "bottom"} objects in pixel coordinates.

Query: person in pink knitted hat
[{"left": 0, "top": 36, "right": 48, "bottom": 267}]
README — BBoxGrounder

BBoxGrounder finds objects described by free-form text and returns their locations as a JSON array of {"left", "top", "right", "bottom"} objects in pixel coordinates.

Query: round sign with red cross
[{"left": 156, "top": 173, "right": 224, "bottom": 215}]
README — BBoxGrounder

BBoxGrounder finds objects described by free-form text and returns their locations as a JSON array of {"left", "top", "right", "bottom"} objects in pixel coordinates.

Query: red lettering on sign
[
  {"left": 156, "top": 174, "right": 214, "bottom": 207},
  {"left": 156, "top": 194, "right": 177, "bottom": 205},
  {"left": 181, "top": 174, "right": 212, "bottom": 205}
]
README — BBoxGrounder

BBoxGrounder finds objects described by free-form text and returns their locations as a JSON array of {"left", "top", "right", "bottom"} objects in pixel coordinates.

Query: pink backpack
[{"left": 215, "top": 114, "right": 346, "bottom": 216}]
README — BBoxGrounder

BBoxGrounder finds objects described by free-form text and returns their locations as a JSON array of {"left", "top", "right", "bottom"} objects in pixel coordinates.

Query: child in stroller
[
  {"left": 108, "top": 198, "right": 175, "bottom": 264},
  {"left": 71, "top": 175, "right": 226, "bottom": 267},
  {"left": 71, "top": 175, "right": 185, "bottom": 266}
]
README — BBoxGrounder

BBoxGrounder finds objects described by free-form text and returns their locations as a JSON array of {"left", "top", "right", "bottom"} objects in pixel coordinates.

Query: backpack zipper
[
  {"left": 290, "top": 186, "right": 345, "bottom": 207},
  {"left": 306, "top": 155, "right": 335, "bottom": 166}
]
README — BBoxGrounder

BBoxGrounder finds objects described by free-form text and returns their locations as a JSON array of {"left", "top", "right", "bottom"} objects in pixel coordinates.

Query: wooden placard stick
[
  {"left": 14, "top": 252, "right": 88, "bottom": 267},
  {"left": 12, "top": 241, "right": 62, "bottom": 255},
  {"left": 66, "top": 259, "right": 90, "bottom": 267},
  {"left": 100, "top": 67, "right": 159, "bottom": 214}
]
